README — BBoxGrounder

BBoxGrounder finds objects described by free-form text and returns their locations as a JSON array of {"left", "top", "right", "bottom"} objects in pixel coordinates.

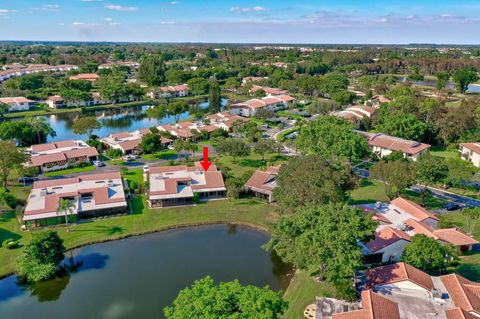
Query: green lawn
[
  {"left": 44, "top": 165, "right": 96, "bottom": 177},
  {"left": 0, "top": 197, "right": 278, "bottom": 278},
  {"left": 123, "top": 168, "right": 143, "bottom": 186},
  {"left": 349, "top": 178, "right": 447, "bottom": 210},
  {"left": 214, "top": 152, "right": 288, "bottom": 179},
  {"left": 141, "top": 150, "right": 177, "bottom": 160},
  {"left": 283, "top": 271, "right": 336, "bottom": 319},
  {"left": 430, "top": 147, "right": 460, "bottom": 161}
]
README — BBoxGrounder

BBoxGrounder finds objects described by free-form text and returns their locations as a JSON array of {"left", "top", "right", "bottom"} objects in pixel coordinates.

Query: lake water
[
  {"left": 401, "top": 77, "right": 480, "bottom": 93},
  {"left": 0, "top": 224, "right": 292, "bottom": 319},
  {"left": 42, "top": 99, "right": 227, "bottom": 142}
]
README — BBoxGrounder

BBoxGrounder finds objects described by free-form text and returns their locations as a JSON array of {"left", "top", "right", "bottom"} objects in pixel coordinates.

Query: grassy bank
[{"left": 0, "top": 197, "right": 278, "bottom": 278}]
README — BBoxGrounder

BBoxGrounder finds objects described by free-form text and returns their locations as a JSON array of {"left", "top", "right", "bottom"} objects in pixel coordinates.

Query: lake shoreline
[{"left": 0, "top": 220, "right": 271, "bottom": 280}]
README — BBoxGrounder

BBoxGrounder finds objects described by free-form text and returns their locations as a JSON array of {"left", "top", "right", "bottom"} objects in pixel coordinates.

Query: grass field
[
  {"left": 44, "top": 165, "right": 96, "bottom": 177},
  {"left": 283, "top": 271, "right": 336, "bottom": 319},
  {"left": 141, "top": 150, "right": 177, "bottom": 160},
  {"left": 214, "top": 152, "right": 288, "bottom": 179}
]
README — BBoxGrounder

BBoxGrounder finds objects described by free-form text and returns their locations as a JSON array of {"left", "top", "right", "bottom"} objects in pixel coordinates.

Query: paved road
[{"left": 353, "top": 167, "right": 480, "bottom": 209}]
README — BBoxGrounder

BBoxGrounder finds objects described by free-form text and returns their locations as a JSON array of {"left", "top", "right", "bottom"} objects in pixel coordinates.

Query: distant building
[
  {"left": 98, "top": 61, "right": 139, "bottom": 69},
  {"left": 249, "top": 85, "right": 288, "bottom": 96},
  {"left": 244, "top": 166, "right": 280, "bottom": 202},
  {"left": 69, "top": 73, "right": 100, "bottom": 82},
  {"left": 23, "top": 172, "right": 127, "bottom": 228},
  {"left": 26, "top": 140, "right": 98, "bottom": 172},
  {"left": 230, "top": 95, "right": 295, "bottom": 117},
  {"left": 147, "top": 162, "right": 226, "bottom": 208},
  {"left": 334, "top": 105, "right": 376, "bottom": 127},
  {"left": 0, "top": 64, "right": 78, "bottom": 83},
  {"left": 369, "top": 95, "right": 392, "bottom": 107},
  {"left": 0, "top": 97, "right": 36, "bottom": 112},
  {"left": 147, "top": 84, "right": 190, "bottom": 99}
]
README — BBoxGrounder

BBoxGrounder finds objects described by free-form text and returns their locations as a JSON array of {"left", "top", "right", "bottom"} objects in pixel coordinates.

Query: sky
[{"left": 0, "top": 0, "right": 480, "bottom": 44}]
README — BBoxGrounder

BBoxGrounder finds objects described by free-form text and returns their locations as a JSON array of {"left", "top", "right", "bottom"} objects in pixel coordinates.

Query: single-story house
[
  {"left": 23, "top": 172, "right": 127, "bottom": 228},
  {"left": 358, "top": 131, "right": 431, "bottom": 161},
  {"left": 0, "top": 97, "right": 36, "bottom": 112},
  {"left": 98, "top": 61, "right": 139, "bottom": 69},
  {"left": 101, "top": 129, "right": 172, "bottom": 154},
  {"left": 147, "top": 162, "right": 226, "bottom": 208},
  {"left": 366, "top": 262, "right": 434, "bottom": 294},
  {"left": 440, "top": 273, "right": 480, "bottom": 317},
  {"left": 391, "top": 197, "right": 439, "bottom": 228},
  {"left": 459, "top": 143, "right": 480, "bottom": 168},
  {"left": 244, "top": 166, "right": 280, "bottom": 203},
  {"left": 26, "top": 140, "right": 99, "bottom": 172},
  {"left": 331, "top": 290, "right": 400, "bottom": 319},
  {"left": 230, "top": 95, "right": 295, "bottom": 117},
  {"left": 335, "top": 105, "right": 376, "bottom": 127},
  {"left": 369, "top": 95, "right": 392, "bottom": 107},
  {"left": 362, "top": 226, "right": 411, "bottom": 264}
]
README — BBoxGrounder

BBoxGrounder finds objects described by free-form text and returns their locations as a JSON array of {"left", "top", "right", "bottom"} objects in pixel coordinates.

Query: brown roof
[
  {"left": 31, "top": 140, "right": 76, "bottom": 152},
  {"left": 118, "top": 139, "right": 141, "bottom": 152},
  {"left": 366, "top": 262, "right": 434, "bottom": 291},
  {"left": 391, "top": 197, "right": 439, "bottom": 221},
  {"left": 433, "top": 228, "right": 479, "bottom": 246},
  {"left": 0, "top": 97, "right": 34, "bottom": 104},
  {"left": 245, "top": 166, "right": 279, "bottom": 194},
  {"left": 404, "top": 218, "right": 438, "bottom": 239},
  {"left": 368, "top": 134, "right": 431, "bottom": 155},
  {"left": 359, "top": 206, "right": 391, "bottom": 224},
  {"left": 332, "top": 290, "right": 400, "bottom": 319},
  {"left": 460, "top": 143, "right": 480, "bottom": 156},
  {"left": 441, "top": 274, "right": 480, "bottom": 313},
  {"left": 372, "top": 95, "right": 392, "bottom": 103},
  {"left": 445, "top": 307, "right": 479, "bottom": 319},
  {"left": 63, "top": 147, "right": 98, "bottom": 159},
  {"left": 30, "top": 152, "right": 67, "bottom": 166},
  {"left": 69, "top": 73, "right": 100, "bottom": 81},
  {"left": 365, "top": 227, "right": 411, "bottom": 252},
  {"left": 192, "top": 171, "right": 225, "bottom": 189},
  {"left": 110, "top": 132, "right": 132, "bottom": 139}
]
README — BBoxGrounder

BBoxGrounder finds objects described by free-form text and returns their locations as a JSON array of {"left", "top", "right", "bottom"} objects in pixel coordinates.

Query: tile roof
[
  {"left": 332, "top": 290, "right": 400, "bottom": 319},
  {"left": 440, "top": 274, "right": 480, "bottom": 314},
  {"left": 460, "top": 143, "right": 480, "bottom": 155},
  {"left": 391, "top": 197, "right": 439, "bottom": 222},
  {"left": 31, "top": 140, "right": 76, "bottom": 152},
  {"left": 365, "top": 227, "right": 411, "bottom": 252},
  {"left": 433, "top": 228, "right": 479, "bottom": 246},
  {"left": 0, "top": 96, "right": 34, "bottom": 104},
  {"left": 445, "top": 307, "right": 479, "bottom": 319},
  {"left": 366, "top": 262, "right": 434, "bottom": 291},
  {"left": 368, "top": 134, "right": 431, "bottom": 155},
  {"left": 245, "top": 166, "right": 280, "bottom": 194}
]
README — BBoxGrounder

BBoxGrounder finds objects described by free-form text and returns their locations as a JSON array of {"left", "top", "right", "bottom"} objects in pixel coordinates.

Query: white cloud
[
  {"left": 160, "top": 21, "right": 175, "bottom": 25},
  {"left": 80, "top": 0, "right": 104, "bottom": 2},
  {"left": 105, "top": 4, "right": 138, "bottom": 11},
  {"left": 231, "top": 6, "right": 268, "bottom": 13},
  {"left": 105, "top": 17, "right": 112, "bottom": 21},
  {"left": 108, "top": 22, "right": 121, "bottom": 26},
  {"left": 169, "top": 1, "right": 179, "bottom": 4},
  {"left": 0, "top": 9, "right": 16, "bottom": 13},
  {"left": 41, "top": 4, "right": 60, "bottom": 11}
]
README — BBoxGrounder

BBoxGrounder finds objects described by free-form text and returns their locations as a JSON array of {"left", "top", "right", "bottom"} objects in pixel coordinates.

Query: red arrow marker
[{"left": 200, "top": 146, "right": 211, "bottom": 171}]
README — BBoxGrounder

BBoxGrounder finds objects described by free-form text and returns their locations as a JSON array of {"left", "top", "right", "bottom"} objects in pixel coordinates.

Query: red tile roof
[
  {"left": 404, "top": 218, "right": 438, "bottom": 239},
  {"left": 433, "top": 228, "right": 479, "bottom": 246},
  {"left": 441, "top": 273, "right": 480, "bottom": 314},
  {"left": 368, "top": 134, "right": 431, "bottom": 155},
  {"left": 391, "top": 197, "right": 439, "bottom": 221},
  {"left": 118, "top": 139, "right": 141, "bottom": 152},
  {"left": 64, "top": 147, "right": 99, "bottom": 159},
  {"left": 445, "top": 307, "right": 479, "bottom": 319},
  {"left": 245, "top": 166, "right": 279, "bottom": 193},
  {"left": 31, "top": 140, "right": 76, "bottom": 152},
  {"left": 332, "top": 290, "right": 400, "bottom": 319},
  {"left": 460, "top": 143, "right": 480, "bottom": 155},
  {"left": 366, "top": 262, "right": 434, "bottom": 291},
  {"left": 365, "top": 227, "right": 411, "bottom": 252}
]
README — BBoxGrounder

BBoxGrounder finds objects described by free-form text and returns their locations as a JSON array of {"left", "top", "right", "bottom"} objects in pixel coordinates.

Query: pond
[
  {"left": 0, "top": 224, "right": 292, "bottom": 319},
  {"left": 400, "top": 77, "right": 480, "bottom": 93},
  {"left": 41, "top": 98, "right": 228, "bottom": 142}
]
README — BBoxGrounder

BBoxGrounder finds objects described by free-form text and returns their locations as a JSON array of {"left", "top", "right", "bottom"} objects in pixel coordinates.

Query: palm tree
[{"left": 57, "top": 198, "right": 74, "bottom": 232}]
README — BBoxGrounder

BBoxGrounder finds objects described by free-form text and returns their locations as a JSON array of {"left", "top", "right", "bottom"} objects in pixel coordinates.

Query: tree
[
  {"left": 331, "top": 90, "right": 355, "bottom": 106},
  {"left": 0, "top": 102, "right": 9, "bottom": 121},
  {"left": 0, "top": 141, "right": 29, "bottom": 188},
  {"left": 215, "top": 138, "right": 250, "bottom": 163},
  {"left": 164, "top": 276, "right": 288, "bottom": 319},
  {"left": 139, "top": 134, "right": 162, "bottom": 154},
  {"left": 401, "top": 234, "right": 454, "bottom": 271},
  {"left": 416, "top": 153, "right": 449, "bottom": 205},
  {"left": 453, "top": 69, "right": 479, "bottom": 94},
  {"left": 461, "top": 208, "right": 480, "bottom": 235},
  {"left": 375, "top": 112, "right": 427, "bottom": 141},
  {"left": 273, "top": 155, "right": 357, "bottom": 212},
  {"left": 72, "top": 117, "right": 101, "bottom": 139},
  {"left": 371, "top": 159, "right": 416, "bottom": 200},
  {"left": 267, "top": 203, "right": 377, "bottom": 299},
  {"left": 138, "top": 54, "right": 166, "bottom": 86},
  {"left": 186, "top": 77, "right": 209, "bottom": 95},
  {"left": 306, "top": 99, "right": 340, "bottom": 115},
  {"left": 253, "top": 139, "right": 276, "bottom": 160},
  {"left": 254, "top": 108, "right": 275, "bottom": 120},
  {"left": 99, "top": 76, "right": 125, "bottom": 104},
  {"left": 208, "top": 77, "right": 221, "bottom": 113},
  {"left": 146, "top": 105, "right": 167, "bottom": 122},
  {"left": 296, "top": 116, "right": 370, "bottom": 161},
  {"left": 173, "top": 139, "right": 186, "bottom": 160},
  {"left": 57, "top": 198, "right": 74, "bottom": 232},
  {"left": 436, "top": 72, "right": 449, "bottom": 90},
  {"left": 167, "top": 101, "right": 189, "bottom": 122},
  {"left": 17, "top": 231, "right": 66, "bottom": 282}
]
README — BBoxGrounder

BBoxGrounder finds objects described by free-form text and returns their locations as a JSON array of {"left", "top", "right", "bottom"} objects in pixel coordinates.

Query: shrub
[
  {"left": 106, "top": 148, "right": 123, "bottom": 159},
  {"left": 4, "top": 239, "right": 19, "bottom": 249},
  {"left": 193, "top": 192, "right": 200, "bottom": 204}
]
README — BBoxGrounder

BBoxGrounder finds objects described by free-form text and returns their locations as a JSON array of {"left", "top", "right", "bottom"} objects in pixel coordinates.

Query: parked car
[
  {"left": 122, "top": 154, "right": 135, "bottom": 161},
  {"left": 444, "top": 202, "right": 460, "bottom": 211},
  {"left": 93, "top": 160, "right": 105, "bottom": 167},
  {"left": 143, "top": 165, "right": 149, "bottom": 173},
  {"left": 17, "top": 176, "right": 38, "bottom": 184},
  {"left": 167, "top": 145, "right": 175, "bottom": 151}
]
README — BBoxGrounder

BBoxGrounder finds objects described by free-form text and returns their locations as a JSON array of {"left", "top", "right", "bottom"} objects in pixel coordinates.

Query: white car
[
  {"left": 92, "top": 160, "right": 105, "bottom": 167},
  {"left": 143, "top": 165, "right": 149, "bottom": 173}
]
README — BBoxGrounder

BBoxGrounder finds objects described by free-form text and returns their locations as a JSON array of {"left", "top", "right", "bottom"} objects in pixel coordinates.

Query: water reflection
[{"left": 26, "top": 274, "right": 70, "bottom": 302}]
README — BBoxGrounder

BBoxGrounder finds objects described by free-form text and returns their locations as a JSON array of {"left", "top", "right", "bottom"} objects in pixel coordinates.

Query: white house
[
  {"left": 361, "top": 226, "right": 411, "bottom": 264},
  {"left": 459, "top": 143, "right": 480, "bottom": 168},
  {"left": 0, "top": 97, "right": 36, "bottom": 112},
  {"left": 147, "top": 84, "right": 190, "bottom": 99},
  {"left": 358, "top": 132, "right": 431, "bottom": 161},
  {"left": 230, "top": 95, "right": 295, "bottom": 117}
]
